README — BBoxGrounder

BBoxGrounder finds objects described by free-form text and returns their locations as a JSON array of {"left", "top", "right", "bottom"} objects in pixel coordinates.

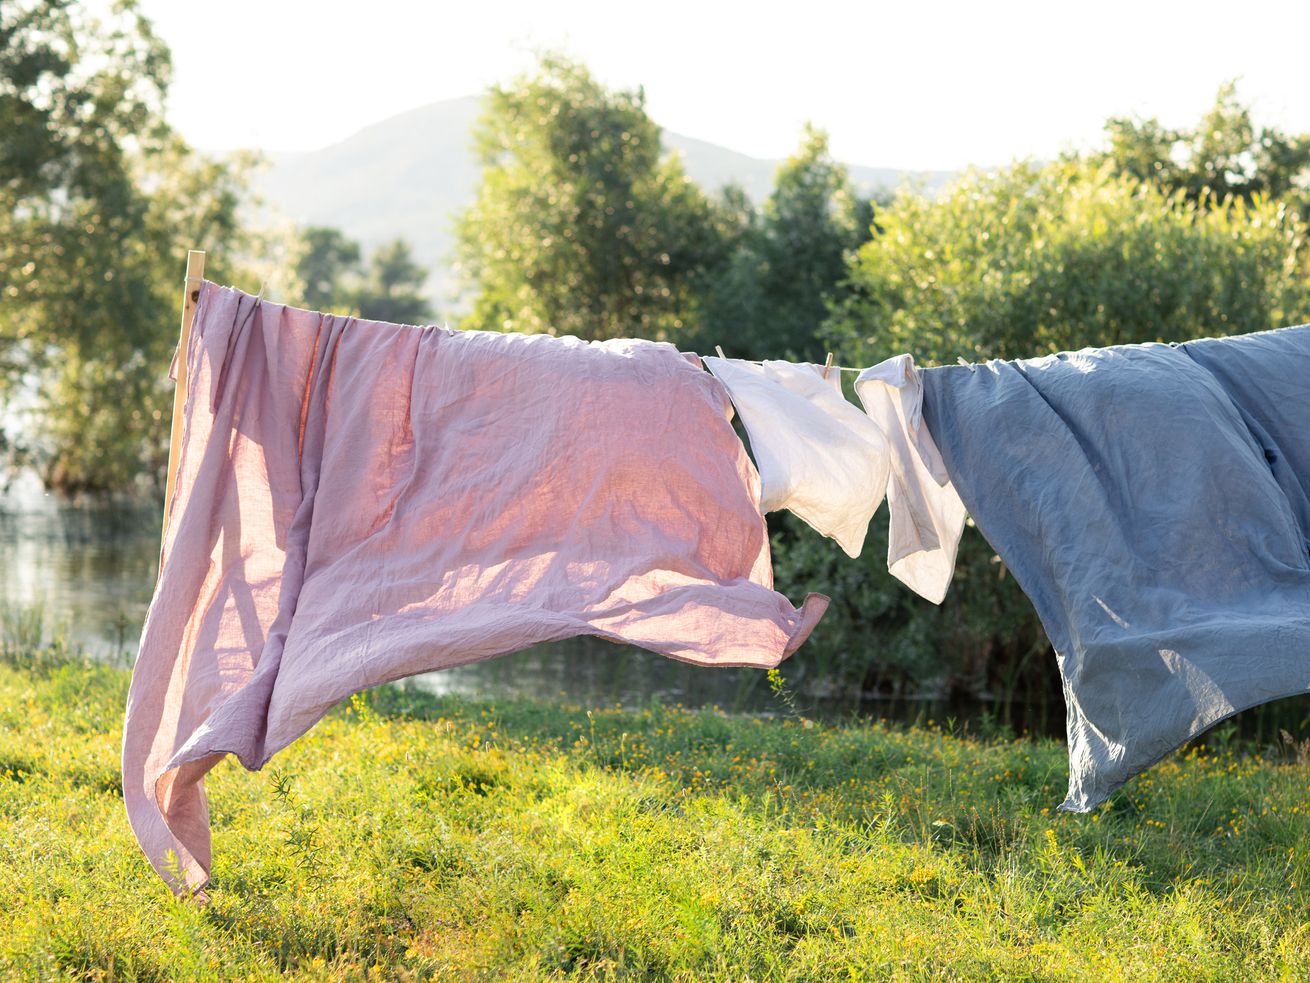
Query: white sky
[{"left": 132, "top": 0, "right": 1309, "bottom": 171}]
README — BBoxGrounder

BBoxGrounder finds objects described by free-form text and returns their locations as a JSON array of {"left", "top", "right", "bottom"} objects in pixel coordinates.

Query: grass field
[{"left": 2, "top": 639, "right": 1309, "bottom": 980}]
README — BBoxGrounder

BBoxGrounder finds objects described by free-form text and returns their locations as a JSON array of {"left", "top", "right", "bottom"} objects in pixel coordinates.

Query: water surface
[{"left": 0, "top": 472, "right": 822, "bottom": 715}]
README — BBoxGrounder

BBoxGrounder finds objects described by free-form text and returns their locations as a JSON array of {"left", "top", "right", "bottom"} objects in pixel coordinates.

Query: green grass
[{"left": 1, "top": 641, "right": 1309, "bottom": 980}]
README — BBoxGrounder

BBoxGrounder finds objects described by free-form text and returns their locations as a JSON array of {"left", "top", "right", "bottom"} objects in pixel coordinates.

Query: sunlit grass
[{"left": 1, "top": 637, "right": 1308, "bottom": 979}]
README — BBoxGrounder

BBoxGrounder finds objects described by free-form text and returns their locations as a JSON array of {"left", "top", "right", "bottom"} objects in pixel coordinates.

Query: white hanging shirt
[
  {"left": 854, "top": 355, "right": 968, "bottom": 604},
  {"left": 704, "top": 357, "right": 890, "bottom": 558}
]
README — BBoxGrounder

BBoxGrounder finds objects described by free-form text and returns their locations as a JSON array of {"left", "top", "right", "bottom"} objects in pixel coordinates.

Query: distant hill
[{"left": 250, "top": 95, "right": 955, "bottom": 310}]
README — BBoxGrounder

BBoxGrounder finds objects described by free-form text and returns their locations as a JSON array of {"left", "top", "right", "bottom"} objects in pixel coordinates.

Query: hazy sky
[{"left": 132, "top": 0, "right": 1309, "bottom": 171}]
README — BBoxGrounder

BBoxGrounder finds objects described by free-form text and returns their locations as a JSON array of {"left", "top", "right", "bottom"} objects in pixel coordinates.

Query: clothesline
[
  {"left": 711, "top": 354, "right": 864, "bottom": 374},
  {"left": 709, "top": 355, "right": 974, "bottom": 373},
  {"left": 711, "top": 345, "right": 861, "bottom": 376}
]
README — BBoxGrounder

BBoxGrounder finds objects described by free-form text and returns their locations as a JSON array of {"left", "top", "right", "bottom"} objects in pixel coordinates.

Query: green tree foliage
[
  {"left": 294, "top": 227, "right": 432, "bottom": 323},
  {"left": 826, "top": 160, "right": 1310, "bottom": 366},
  {"left": 1094, "top": 82, "right": 1310, "bottom": 217},
  {"left": 455, "top": 54, "right": 727, "bottom": 342},
  {"left": 296, "top": 226, "right": 362, "bottom": 312},
  {"left": 2, "top": 0, "right": 170, "bottom": 378},
  {"left": 795, "top": 159, "right": 1310, "bottom": 707},
  {"left": 354, "top": 239, "right": 432, "bottom": 324},
  {"left": 1, "top": 0, "right": 258, "bottom": 494},
  {"left": 697, "top": 126, "right": 876, "bottom": 361}
]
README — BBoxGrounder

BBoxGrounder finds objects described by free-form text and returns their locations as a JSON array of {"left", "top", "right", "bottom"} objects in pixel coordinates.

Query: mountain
[{"left": 250, "top": 95, "right": 955, "bottom": 310}]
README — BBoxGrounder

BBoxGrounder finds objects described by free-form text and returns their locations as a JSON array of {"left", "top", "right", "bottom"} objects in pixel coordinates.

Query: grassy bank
[{"left": 1, "top": 644, "right": 1309, "bottom": 980}]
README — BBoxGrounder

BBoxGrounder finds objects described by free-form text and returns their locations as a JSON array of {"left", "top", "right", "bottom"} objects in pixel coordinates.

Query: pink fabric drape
[{"left": 123, "top": 282, "right": 828, "bottom": 894}]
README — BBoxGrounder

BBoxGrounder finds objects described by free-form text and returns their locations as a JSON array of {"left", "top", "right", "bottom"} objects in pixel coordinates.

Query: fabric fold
[
  {"left": 703, "top": 356, "right": 891, "bottom": 557},
  {"left": 919, "top": 325, "right": 1310, "bottom": 811},
  {"left": 124, "top": 283, "right": 827, "bottom": 895},
  {"left": 854, "top": 355, "right": 968, "bottom": 604}
]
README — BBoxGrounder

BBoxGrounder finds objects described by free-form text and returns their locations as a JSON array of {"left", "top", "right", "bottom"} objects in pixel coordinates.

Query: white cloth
[
  {"left": 854, "top": 355, "right": 968, "bottom": 604},
  {"left": 704, "top": 357, "right": 890, "bottom": 557}
]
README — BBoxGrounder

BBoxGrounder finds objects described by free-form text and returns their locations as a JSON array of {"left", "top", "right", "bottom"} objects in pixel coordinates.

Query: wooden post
[{"left": 161, "top": 250, "right": 205, "bottom": 550}]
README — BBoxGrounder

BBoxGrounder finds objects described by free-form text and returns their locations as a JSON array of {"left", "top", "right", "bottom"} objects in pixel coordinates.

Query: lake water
[
  {"left": 7, "top": 471, "right": 1306, "bottom": 740},
  {"left": 0, "top": 471, "right": 836, "bottom": 716},
  {"left": 0, "top": 471, "right": 159, "bottom": 658}
]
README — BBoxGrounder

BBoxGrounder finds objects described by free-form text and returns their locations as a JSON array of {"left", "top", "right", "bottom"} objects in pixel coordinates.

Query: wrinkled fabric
[
  {"left": 855, "top": 356, "right": 967, "bottom": 604},
  {"left": 703, "top": 357, "right": 891, "bottom": 557},
  {"left": 920, "top": 325, "right": 1310, "bottom": 811},
  {"left": 124, "top": 283, "right": 828, "bottom": 895}
]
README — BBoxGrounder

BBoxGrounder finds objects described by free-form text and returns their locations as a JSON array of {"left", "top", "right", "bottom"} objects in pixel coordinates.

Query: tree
[
  {"left": 1094, "top": 82, "right": 1310, "bottom": 217},
  {"left": 455, "top": 53, "right": 728, "bottom": 343},
  {"left": 695, "top": 125, "right": 876, "bottom": 361},
  {"left": 2, "top": 0, "right": 170, "bottom": 379},
  {"left": 1, "top": 0, "right": 261, "bottom": 495},
  {"left": 687, "top": 183, "right": 764, "bottom": 355},
  {"left": 355, "top": 238, "right": 432, "bottom": 324},
  {"left": 293, "top": 228, "right": 432, "bottom": 323},
  {"left": 793, "top": 159, "right": 1310, "bottom": 709},
  {"left": 826, "top": 160, "right": 1310, "bottom": 366},
  {"left": 296, "top": 226, "right": 362, "bottom": 312}
]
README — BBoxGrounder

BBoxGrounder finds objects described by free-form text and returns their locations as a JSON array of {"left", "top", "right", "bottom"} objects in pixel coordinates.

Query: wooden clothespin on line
[
  {"left": 709, "top": 346, "right": 840, "bottom": 377},
  {"left": 161, "top": 249, "right": 206, "bottom": 553}
]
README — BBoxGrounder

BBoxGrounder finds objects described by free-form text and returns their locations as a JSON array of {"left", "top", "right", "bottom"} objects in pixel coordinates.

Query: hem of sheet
[{"left": 1056, "top": 685, "right": 1310, "bottom": 812}]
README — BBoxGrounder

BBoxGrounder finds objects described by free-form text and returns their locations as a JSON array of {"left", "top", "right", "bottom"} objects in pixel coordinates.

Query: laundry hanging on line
[
  {"left": 853, "top": 356, "right": 968, "bottom": 605},
  {"left": 701, "top": 356, "right": 892, "bottom": 559},
  {"left": 122, "top": 281, "right": 828, "bottom": 897},
  {"left": 125, "top": 275, "right": 1310, "bottom": 896},
  {"left": 920, "top": 324, "right": 1310, "bottom": 812},
  {"left": 704, "top": 353, "right": 968, "bottom": 603}
]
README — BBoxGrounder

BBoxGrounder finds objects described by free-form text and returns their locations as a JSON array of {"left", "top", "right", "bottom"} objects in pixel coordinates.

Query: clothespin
[
  {"left": 821, "top": 352, "right": 834, "bottom": 379},
  {"left": 714, "top": 345, "right": 726, "bottom": 360},
  {"left": 255, "top": 279, "right": 267, "bottom": 303}
]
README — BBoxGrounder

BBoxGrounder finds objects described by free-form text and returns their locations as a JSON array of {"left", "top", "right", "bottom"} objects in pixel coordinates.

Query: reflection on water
[
  {"left": 413, "top": 637, "right": 783, "bottom": 714},
  {"left": 0, "top": 471, "right": 160, "bottom": 658},
  {"left": 0, "top": 471, "right": 807, "bottom": 714},
  {"left": 26, "top": 471, "right": 1305, "bottom": 737}
]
